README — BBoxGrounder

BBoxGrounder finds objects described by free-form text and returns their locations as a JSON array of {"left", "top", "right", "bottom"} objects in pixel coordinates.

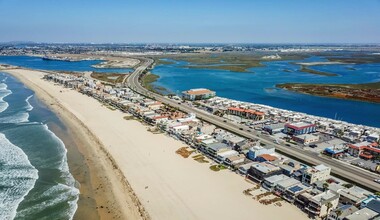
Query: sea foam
[
  {"left": 0, "top": 83, "right": 11, "bottom": 113},
  {"left": 0, "top": 133, "right": 38, "bottom": 220},
  {"left": 25, "top": 95, "right": 34, "bottom": 112}
]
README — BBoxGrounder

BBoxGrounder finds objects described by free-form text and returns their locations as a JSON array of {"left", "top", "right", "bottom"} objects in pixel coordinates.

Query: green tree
[{"left": 323, "top": 183, "right": 329, "bottom": 191}]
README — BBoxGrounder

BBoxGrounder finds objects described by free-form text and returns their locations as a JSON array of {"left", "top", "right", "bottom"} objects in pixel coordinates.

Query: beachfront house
[
  {"left": 327, "top": 205, "right": 358, "bottom": 220},
  {"left": 238, "top": 162, "right": 257, "bottom": 175},
  {"left": 225, "top": 154, "right": 245, "bottom": 167},
  {"left": 262, "top": 174, "right": 289, "bottom": 191},
  {"left": 344, "top": 200, "right": 380, "bottom": 220},
  {"left": 247, "top": 162, "right": 282, "bottom": 183},
  {"left": 283, "top": 183, "right": 312, "bottom": 203},
  {"left": 206, "top": 142, "right": 231, "bottom": 158},
  {"left": 336, "top": 186, "right": 371, "bottom": 207},
  {"left": 302, "top": 164, "right": 331, "bottom": 185},
  {"left": 274, "top": 178, "right": 300, "bottom": 196},
  {"left": 215, "top": 150, "right": 239, "bottom": 164},
  {"left": 303, "top": 190, "right": 340, "bottom": 218}
]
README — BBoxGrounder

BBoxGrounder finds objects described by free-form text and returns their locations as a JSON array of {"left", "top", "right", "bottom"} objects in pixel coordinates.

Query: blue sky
[{"left": 0, "top": 0, "right": 379, "bottom": 43}]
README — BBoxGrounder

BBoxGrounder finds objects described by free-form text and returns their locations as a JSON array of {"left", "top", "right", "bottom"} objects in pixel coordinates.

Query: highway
[{"left": 126, "top": 57, "right": 380, "bottom": 192}]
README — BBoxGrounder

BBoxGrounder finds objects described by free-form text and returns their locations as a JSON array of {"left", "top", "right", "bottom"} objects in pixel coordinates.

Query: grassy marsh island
[
  {"left": 299, "top": 65, "right": 338, "bottom": 76},
  {"left": 154, "top": 53, "right": 307, "bottom": 72},
  {"left": 277, "top": 81, "right": 380, "bottom": 103},
  {"left": 90, "top": 72, "right": 125, "bottom": 84},
  {"left": 141, "top": 72, "right": 170, "bottom": 94}
]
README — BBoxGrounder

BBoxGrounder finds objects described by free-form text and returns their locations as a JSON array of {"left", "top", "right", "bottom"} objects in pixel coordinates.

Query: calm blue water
[
  {"left": 152, "top": 56, "right": 380, "bottom": 128},
  {"left": 0, "top": 73, "right": 79, "bottom": 219},
  {"left": 0, "top": 56, "right": 133, "bottom": 73}
]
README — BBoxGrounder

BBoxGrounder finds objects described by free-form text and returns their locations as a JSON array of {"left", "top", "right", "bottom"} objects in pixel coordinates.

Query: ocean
[
  {"left": 0, "top": 73, "right": 79, "bottom": 219},
  {"left": 0, "top": 55, "right": 135, "bottom": 220},
  {"left": 152, "top": 56, "right": 380, "bottom": 128}
]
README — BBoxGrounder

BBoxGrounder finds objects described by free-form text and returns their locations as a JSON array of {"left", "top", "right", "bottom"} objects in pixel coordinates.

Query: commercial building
[
  {"left": 284, "top": 122, "right": 317, "bottom": 135},
  {"left": 263, "top": 123, "right": 285, "bottom": 135},
  {"left": 227, "top": 107, "right": 265, "bottom": 121},
  {"left": 182, "top": 88, "right": 216, "bottom": 100},
  {"left": 302, "top": 164, "right": 331, "bottom": 185},
  {"left": 293, "top": 134, "right": 320, "bottom": 145},
  {"left": 348, "top": 141, "right": 380, "bottom": 160}
]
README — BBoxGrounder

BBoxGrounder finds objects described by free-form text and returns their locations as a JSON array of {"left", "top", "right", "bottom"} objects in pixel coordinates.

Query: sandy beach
[{"left": 5, "top": 68, "right": 308, "bottom": 220}]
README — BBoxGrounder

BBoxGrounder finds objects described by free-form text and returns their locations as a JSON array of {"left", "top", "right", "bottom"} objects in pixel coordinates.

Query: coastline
[
  {"left": 4, "top": 69, "right": 146, "bottom": 220},
  {"left": 4, "top": 68, "right": 308, "bottom": 220}
]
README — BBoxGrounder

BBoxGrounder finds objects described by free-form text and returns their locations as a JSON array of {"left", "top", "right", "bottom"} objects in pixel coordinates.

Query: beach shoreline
[
  {"left": 4, "top": 67, "right": 308, "bottom": 220},
  {"left": 4, "top": 69, "right": 146, "bottom": 220}
]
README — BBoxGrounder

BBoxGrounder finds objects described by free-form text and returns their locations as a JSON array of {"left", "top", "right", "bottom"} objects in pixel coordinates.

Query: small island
[
  {"left": 299, "top": 65, "right": 338, "bottom": 76},
  {"left": 277, "top": 81, "right": 380, "bottom": 103}
]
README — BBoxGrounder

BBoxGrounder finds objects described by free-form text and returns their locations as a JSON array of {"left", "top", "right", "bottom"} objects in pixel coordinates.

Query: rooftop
[
  {"left": 264, "top": 174, "right": 289, "bottom": 184},
  {"left": 183, "top": 88, "right": 215, "bottom": 95},
  {"left": 345, "top": 207, "right": 379, "bottom": 220},
  {"left": 310, "top": 190, "right": 339, "bottom": 204},
  {"left": 258, "top": 154, "right": 278, "bottom": 162},
  {"left": 277, "top": 178, "right": 300, "bottom": 188},
  {"left": 251, "top": 162, "right": 280, "bottom": 174},
  {"left": 286, "top": 122, "right": 315, "bottom": 130},
  {"left": 287, "top": 183, "right": 310, "bottom": 194}
]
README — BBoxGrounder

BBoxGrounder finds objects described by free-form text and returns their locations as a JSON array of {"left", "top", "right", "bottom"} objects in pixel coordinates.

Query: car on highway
[
  {"left": 285, "top": 144, "right": 291, "bottom": 147},
  {"left": 223, "top": 120, "right": 227, "bottom": 123},
  {"left": 374, "top": 179, "right": 380, "bottom": 184},
  {"left": 247, "top": 129, "right": 251, "bottom": 132},
  {"left": 239, "top": 128, "right": 243, "bottom": 130}
]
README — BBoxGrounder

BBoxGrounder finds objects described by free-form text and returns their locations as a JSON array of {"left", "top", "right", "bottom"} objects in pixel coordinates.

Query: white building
[
  {"left": 302, "top": 164, "right": 331, "bottom": 185},
  {"left": 247, "top": 145, "right": 275, "bottom": 161},
  {"left": 293, "top": 134, "right": 320, "bottom": 145},
  {"left": 182, "top": 88, "right": 216, "bottom": 100}
]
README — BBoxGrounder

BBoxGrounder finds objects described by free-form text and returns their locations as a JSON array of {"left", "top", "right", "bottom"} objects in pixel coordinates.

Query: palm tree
[
  {"left": 335, "top": 209, "right": 343, "bottom": 218},
  {"left": 325, "top": 202, "right": 333, "bottom": 220}
]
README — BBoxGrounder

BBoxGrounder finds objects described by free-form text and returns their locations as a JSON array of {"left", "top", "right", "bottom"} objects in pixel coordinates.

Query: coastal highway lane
[{"left": 126, "top": 58, "right": 380, "bottom": 192}]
